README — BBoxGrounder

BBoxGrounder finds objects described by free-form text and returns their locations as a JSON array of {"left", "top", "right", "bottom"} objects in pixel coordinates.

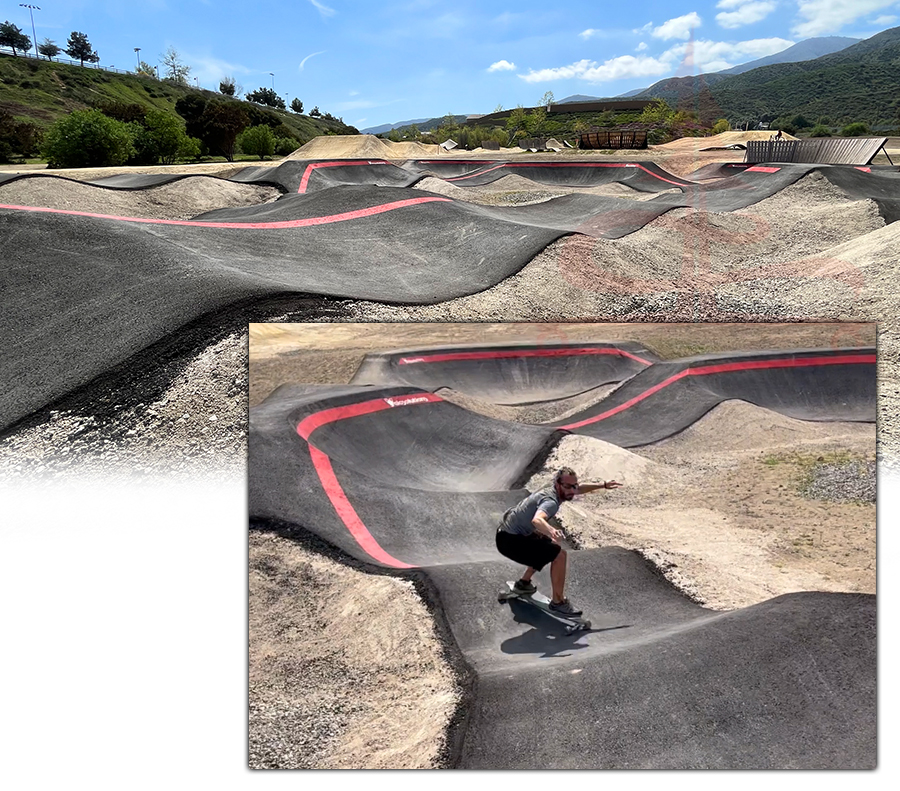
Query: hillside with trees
[
  {"left": 0, "top": 48, "right": 357, "bottom": 164},
  {"left": 638, "top": 26, "right": 900, "bottom": 129}
]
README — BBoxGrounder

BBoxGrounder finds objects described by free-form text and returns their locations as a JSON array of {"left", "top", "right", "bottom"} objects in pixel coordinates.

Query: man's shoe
[
  {"left": 513, "top": 579, "right": 537, "bottom": 595},
  {"left": 549, "top": 598, "right": 583, "bottom": 617}
]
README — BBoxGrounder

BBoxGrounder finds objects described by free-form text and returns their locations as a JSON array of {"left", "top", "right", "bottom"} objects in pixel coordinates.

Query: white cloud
[
  {"left": 716, "top": 1, "right": 777, "bottom": 29},
  {"left": 518, "top": 55, "right": 671, "bottom": 84},
  {"left": 792, "top": 0, "right": 897, "bottom": 37},
  {"left": 661, "top": 36, "right": 793, "bottom": 71},
  {"left": 633, "top": 21, "right": 654, "bottom": 34},
  {"left": 872, "top": 14, "right": 898, "bottom": 24},
  {"left": 308, "top": 0, "right": 336, "bottom": 18},
  {"left": 298, "top": 51, "right": 325, "bottom": 70},
  {"left": 716, "top": 0, "right": 749, "bottom": 8},
  {"left": 487, "top": 59, "right": 516, "bottom": 72},
  {"left": 580, "top": 29, "right": 598, "bottom": 39},
  {"left": 652, "top": 12, "right": 702, "bottom": 40},
  {"left": 636, "top": 41, "right": 648, "bottom": 51},
  {"left": 181, "top": 53, "right": 252, "bottom": 87}
]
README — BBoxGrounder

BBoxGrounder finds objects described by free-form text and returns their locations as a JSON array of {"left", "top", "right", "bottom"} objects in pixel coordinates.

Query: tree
[
  {"left": 639, "top": 99, "right": 673, "bottom": 124},
  {"left": 38, "top": 38, "right": 60, "bottom": 61},
  {"left": 711, "top": 118, "right": 730, "bottom": 134},
  {"left": 42, "top": 109, "right": 134, "bottom": 168},
  {"left": 238, "top": 125, "right": 275, "bottom": 160},
  {"left": 524, "top": 106, "right": 547, "bottom": 135},
  {"left": 161, "top": 46, "right": 190, "bottom": 84},
  {"left": 539, "top": 91, "right": 554, "bottom": 109},
  {"left": 0, "top": 109, "right": 42, "bottom": 162},
  {"left": 245, "top": 87, "right": 286, "bottom": 110},
  {"left": 65, "top": 31, "right": 99, "bottom": 67},
  {"left": 130, "top": 109, "right": 194, "bottom": 165},
  {"left": 505, "top": 105, "right": 527, "bottom": 135},
  {"left": 137, "top": 60, "right": 157, "bottom": 78},
  {"left": 309, "top": 106, "right": 321, "bottom": 117},
  {"left": 199, "top": 100, "right": 249, "bottom": 161},
  {"left": 290, "top": 98, "right": 303, "bottom": 114},
  {"left": 219, "top": 76, "right": 236, "bottom": 96},
  {"left": 809, "top": 124, "right": 832, "bottom": 137},
  {"left": 0, "top": 21, "right": 31, "bottom": 55}
]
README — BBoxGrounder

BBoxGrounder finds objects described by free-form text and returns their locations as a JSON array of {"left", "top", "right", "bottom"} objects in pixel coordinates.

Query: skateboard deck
[{"left": 498, "top": 581, "right": 591, "bottom": 633}]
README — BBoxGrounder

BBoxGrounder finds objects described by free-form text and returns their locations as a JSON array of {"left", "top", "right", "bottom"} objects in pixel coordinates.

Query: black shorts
[{"left": 496, "top": 528, "right": 561, "bottom": 571}]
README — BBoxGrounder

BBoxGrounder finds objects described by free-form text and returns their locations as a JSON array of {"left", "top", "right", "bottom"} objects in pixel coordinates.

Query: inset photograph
[{"left": 248, "top": 322, "right": 876, "bottom": 770}]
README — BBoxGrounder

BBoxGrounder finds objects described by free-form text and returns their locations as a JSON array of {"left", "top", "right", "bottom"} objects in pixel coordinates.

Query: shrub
[
  {"left": 711, "top": 118, "right": 730, "bottom": 134},
  {"left": 42, "top": 109, "right": 134, "bottom": 168},
  {"left": 238, "top": 124, "right": 275, "bottom": 159},
  {"left": 840, "top": 122, "right": 871, "bottom": 137},
  {"left": 809, "top": 124, "right": 832, "bottom": 137},
  {"left": 274, "top": 137, "right": 297, "bottom": 156},
  {"left": 179, "top": 135, "right": 202, "bottom": 161}
]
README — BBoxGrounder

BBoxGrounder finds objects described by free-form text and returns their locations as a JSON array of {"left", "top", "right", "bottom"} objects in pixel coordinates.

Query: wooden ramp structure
[
  {"left": 745, "top": 137, "right": 892, "bottom": 166},
  {"left": 578, "top": 129, "right": 648, "bottom": 150}
]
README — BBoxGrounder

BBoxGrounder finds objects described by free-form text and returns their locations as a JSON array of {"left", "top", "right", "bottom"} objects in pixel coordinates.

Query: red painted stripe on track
[
  {"left": 296, "top": 392, "right": 443, "bottom": 568},
  {"left": 396, "top": 347, "right": 653, "bottom": 366},
  {"left": 0, "top": 196, "right": 450, "bottom": 228},
  {"left": 444, "top": 161, "right": 688, "bottom": 187},
  {"left": 560, "top": 353, "right": 875, "bottom": 430},
  {"left": 745, "top": 166, "right": 781, "bottom": 173},
  {"left": 297, "top": 160, "right": 392, "bottom": 193},
  {"left": 307, "top": 446, "right": 416, "bottom": 569},
  {"left": 856, "top": 166, "right": 872, "bottom": 173}
]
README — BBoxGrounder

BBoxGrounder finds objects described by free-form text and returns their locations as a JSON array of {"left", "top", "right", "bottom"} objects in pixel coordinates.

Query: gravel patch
[{"left": 802, "top": 458, "right": 877, "bottom": 504}]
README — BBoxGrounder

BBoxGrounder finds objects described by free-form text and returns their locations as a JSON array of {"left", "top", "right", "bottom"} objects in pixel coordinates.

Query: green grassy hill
[{"left": 0, "top": 52, "right": 356, "bottom": 142}]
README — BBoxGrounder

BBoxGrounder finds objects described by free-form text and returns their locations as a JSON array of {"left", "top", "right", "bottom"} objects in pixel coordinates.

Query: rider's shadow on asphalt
[{"left": 499, "top": 599, "right": 632, "bottom": 658}]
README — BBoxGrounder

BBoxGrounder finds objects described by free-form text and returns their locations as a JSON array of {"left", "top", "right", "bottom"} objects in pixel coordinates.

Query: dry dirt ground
[{"left": 248, "top": 321, "right": 875, "bottom": 769}]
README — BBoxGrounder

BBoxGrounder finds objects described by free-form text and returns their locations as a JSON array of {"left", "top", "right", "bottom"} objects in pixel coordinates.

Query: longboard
[{"left": 497, "top": 580, "right": 591, "bottom": 633}]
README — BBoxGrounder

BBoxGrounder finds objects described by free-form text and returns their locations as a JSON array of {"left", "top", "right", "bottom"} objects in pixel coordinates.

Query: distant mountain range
[
  {"left": 609, "top": 36, "right": 859, "bottom": 99},
  {"left": 715, "top": 36, "right": 858, "bottom": 75},
  {"left": 637, "top": 27, "right": 900, "bottom": 124},
  {"left": 361, "top": 118, "right": 432, "bottom": 135},
  {"left": 363, "top": 30, "right": 895, "bottom": 133}
]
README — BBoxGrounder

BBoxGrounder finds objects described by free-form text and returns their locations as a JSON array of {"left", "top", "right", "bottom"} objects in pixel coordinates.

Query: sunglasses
[{"left": 558, "top": 481, "right": 578, "bottom": 490}]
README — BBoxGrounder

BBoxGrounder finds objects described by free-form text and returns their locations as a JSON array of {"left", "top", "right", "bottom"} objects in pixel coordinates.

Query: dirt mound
[
  {"left": 658, "top": 130, "right": 798, "bottom": 152},
  {"left": 249, "top": 531, "right": 459, "bottom": 769},
  {"left": 287, "top": 134, "right": 441, "bottom": 160},
  {"left": 645, "top": 400, "right": 874, "bottom": 458},
  {"left": 0, "top": 176, "right": 280, "bottom": 220},
  {"left": 529, "top": 434, "right": 655, "bottom": 490}
]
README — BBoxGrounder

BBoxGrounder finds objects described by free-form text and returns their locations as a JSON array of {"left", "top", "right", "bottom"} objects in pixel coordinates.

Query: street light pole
[
  {"left": 134, "top": 47, "right": 141, "bottom": 71},
  {"left": 18, "top": 4, "right": 39, "bottom": 58},
  {"left": 269, "top": 72, "right": 274, "bottom": 91}
]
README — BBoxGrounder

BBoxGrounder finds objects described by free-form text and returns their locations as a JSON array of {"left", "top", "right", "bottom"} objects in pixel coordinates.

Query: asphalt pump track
[
  {"left": 249, "top": 342, "right": 876, "bottom": 769},
  {"left": 1, "top": 159, "right": 898, "bottom": 432}
]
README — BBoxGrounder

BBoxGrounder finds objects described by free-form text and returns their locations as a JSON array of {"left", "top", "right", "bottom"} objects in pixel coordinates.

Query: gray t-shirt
[{"left": 500, "top": 487, "right": 561, "bottom": 535}]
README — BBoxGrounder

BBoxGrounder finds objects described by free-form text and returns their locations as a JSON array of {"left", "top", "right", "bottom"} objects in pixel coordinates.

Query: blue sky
[{"left": 5, "top": 1, "right": 899, "bottom": 129}]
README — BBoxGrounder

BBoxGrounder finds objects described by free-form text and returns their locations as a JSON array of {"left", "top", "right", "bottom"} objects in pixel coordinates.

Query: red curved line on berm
[
  {"left": 0, "top": 196, "right": 451, "bottom": 229},
  {"left": 296, "top": 393, "right": 444, "bottom": 569}
]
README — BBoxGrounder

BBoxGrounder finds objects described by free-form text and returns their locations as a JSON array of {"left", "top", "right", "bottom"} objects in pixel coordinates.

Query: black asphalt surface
[
  {"left": 350, "top": 340, "right": 658, "bottom": 404},
  {"left": 1, "top": 159, "right": 896, "bottom": 431},
  {"left": 248, "top": 342, "right": 876, "bottom": 768}
]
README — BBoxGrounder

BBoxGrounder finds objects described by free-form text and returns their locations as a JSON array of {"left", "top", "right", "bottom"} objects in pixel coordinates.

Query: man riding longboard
[{"left": 495, "top": 467, "right": 622, "bottom": 618}]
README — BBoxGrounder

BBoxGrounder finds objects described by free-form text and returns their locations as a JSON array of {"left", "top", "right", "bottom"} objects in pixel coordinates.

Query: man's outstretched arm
[{"left": 576, "top": 480, "right": 623, "bottom": 494}]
